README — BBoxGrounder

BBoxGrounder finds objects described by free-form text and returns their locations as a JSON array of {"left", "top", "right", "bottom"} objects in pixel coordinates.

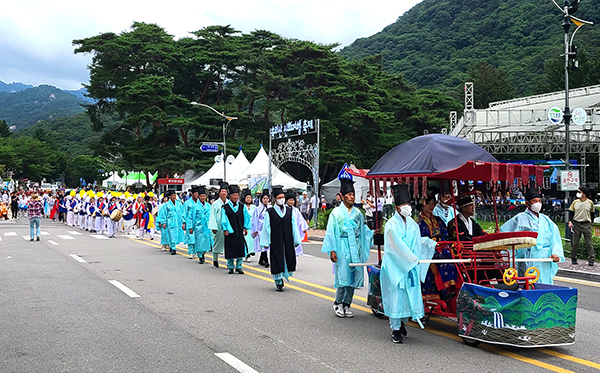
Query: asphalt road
[{"left": 2, "top": 218, "right": 600, "bottom": 373}]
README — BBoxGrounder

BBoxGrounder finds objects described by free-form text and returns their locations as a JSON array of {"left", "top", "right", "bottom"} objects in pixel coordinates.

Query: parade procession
[{"left": 6, "top": 0, "right": 600, "bottom": 371}]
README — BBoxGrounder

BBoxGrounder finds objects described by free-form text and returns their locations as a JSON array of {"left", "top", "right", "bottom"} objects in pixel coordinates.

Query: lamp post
[
  {"left": 551, "top": 0, "right": 592, "bottom": 237},
  {"left": 191, "top": 102, "right": 238, "bottom": 182}
]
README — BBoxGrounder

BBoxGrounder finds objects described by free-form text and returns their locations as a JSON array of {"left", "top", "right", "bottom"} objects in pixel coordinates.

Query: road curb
[
  {"left": 557, "top": 268, "right": 600, "bottom": 283},
  {"left": 308, "top": 236, "right": 323, "bottom": 242}
]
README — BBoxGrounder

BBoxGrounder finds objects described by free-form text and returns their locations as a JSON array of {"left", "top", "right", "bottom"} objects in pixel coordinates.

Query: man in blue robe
[
  {"left": 208, "top": 182, "right": 229, "bottom": 268},
  {"left": 182, "top": 186, "right": 200, "bottom": 259},
  {"left": 190, "top": 186, "right": 213, "bottom": 264},
  {"left": 322, "top": 179, "right": 374, "bottom": 318},
  {"left": 432, "top": 191, "right": 455, "bottom": 225},
  {"left": 155, "top": 190, "right": 182, "bottom": 255},
  {"left": 260, "top": 187, "right": 302, "bottom": 291},
  {"left": 500, "top": 184, "right": 564, "bottom": 284},
  {"left": 381, "top": 184, "right": 436, "bottom": 343},
  {"left": 221, "top": 184, "right": 252, "bottom": 274}
]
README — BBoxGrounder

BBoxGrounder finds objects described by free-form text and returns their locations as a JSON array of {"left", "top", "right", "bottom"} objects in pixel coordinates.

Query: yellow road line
[
  {"left": 539, "top": 349, "right": 600, "bottom": 370},
  {"left": 554, "top": 276, "right": 600, "bottom": 288},
  {"left": 128, "top": 237, "right": 592, "bottom": 372}
]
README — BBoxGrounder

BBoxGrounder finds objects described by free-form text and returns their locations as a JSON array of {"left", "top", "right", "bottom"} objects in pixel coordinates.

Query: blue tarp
[{"left": 368, "top": 134, "right": 498, "bottom": 176}]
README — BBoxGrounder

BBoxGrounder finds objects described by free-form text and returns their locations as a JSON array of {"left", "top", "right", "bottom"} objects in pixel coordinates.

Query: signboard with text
[
  {"left": 157, "top": 178, "right": 184, "bottom": 185},
  {"left": 559, "top": 170, "right": 580, "bottom": 191}
]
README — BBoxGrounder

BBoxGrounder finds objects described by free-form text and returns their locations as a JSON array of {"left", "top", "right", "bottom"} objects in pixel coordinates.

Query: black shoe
[
  {"left": 213, "top": 261, "right": 219, "bottom": 268},
  {"left": 391, "top": 330, "right": 404, "bottom": 344},
  {"left": 276, "top": 284, "right": 283, "bottom": 292},
  {"left": 258, "top": 259, "right": 265, "bottom": 266},
  {"left": 572, "top": 259, "right": 578, "bottom": 265},
  {"left": 199, "top": 256, "right": 205, "bottom": 264},
  {"left": 228, "top": 269, "right": 234, "bottom": 274},
  {"left": 170, "top": 249, "right": 176, "bottom": 255},
  {"left": 30, "top": 238, "right": 33, "bottom": 241},
  {"left": 36, "top": 237, "right": 40, "bottom": 241},
  {"left": 236, "top": 268, "right": 244, "bottom": 274},
  {"left": 264, "top": 262, "right": 270, "bottom": 268},
  {"left": 400, "top": 322, "right": 408, "bottom": 336},
  {"left": 589, "top": 262, "right": 594, "bottom": 266}
]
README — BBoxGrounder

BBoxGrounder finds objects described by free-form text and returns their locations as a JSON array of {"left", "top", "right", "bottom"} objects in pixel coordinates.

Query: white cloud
[{"left": 0, "top": 0, "right": 422, "bottom": 90}]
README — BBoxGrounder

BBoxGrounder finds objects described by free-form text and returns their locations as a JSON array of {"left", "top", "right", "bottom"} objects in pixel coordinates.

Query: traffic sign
[
  {"left": 338, "top": 163, "right": 353, "bottom": 180},
  {"left": 547, "top": 107, "right": 563, "bottom": 124},
  {"left": 559, "top": 170, "right": 580, "bottom": 191},
  {"left": 572, "top": 107, "right": 587, "bottom": 126},
  {"left": 201, "top": 143, "right": 219, "bottom": 152}
]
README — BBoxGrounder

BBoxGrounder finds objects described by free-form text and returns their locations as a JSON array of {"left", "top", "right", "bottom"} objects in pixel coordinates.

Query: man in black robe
[
  {"left": 221, "top": 185, "right": 252, "bottom": 274},
  {"left": 448, "top": 194, "right": 486, "bottom": 241},
  {"left": 260, "top": 186, "right": 301, "bottom": 291}
]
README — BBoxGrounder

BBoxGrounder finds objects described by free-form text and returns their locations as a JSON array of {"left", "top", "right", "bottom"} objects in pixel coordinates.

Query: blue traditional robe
[
  {"left": 433, "top": 203, "right": 455, "bottom": 226},
  {"left": 192, "top": 201, "right": 213, "bottom": 254},
  {"left": 321, "top": 206, "right": 374, "bottom": 288},
  {"left": 260, "top": 205, "right": 302, "bottom": 281},
  {"left": 500, "top": 209, "right": 564, "bottom": 284},
  {"left": 155, "top": 200, "right": 182, "bottom": 248},
  {"left": 208, "top": 198, "right": 227, "bottom": 254},
  {"left": 182, "top": 198, "right": 199, "bottom": 254},
  {"left": 156, "top": 204, "right": 170, "bottom": 246},
  {"left": 251, "top": 203, "right": 270, "bottom": 253},
  {"left": 244, "top": 204, "right": 256, "bottom": 256}
]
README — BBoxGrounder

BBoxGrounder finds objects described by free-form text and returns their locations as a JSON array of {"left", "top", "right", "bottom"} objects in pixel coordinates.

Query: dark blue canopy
[{"left": 367, "top": 134, "right": 498, "bottom": 177}]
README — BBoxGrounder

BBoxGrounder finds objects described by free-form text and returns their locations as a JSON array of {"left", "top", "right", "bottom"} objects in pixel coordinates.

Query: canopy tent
[
  {"left": 124, "top": 172, "right": 158, "bottom": 185},
  {"left": 189, "top": 153, "right": 233, "bottom": 187},
  {"left": 366, "top": 134, "right": 548, "bottom": 198},
  {"left": 179, "top": 169, "right": 204, "bottom": 191},
  {"left": 101, "top": 172, "right": 126, "bottom": 188},
  {"left": 321, "top": 172, "right": 370, "bottom": 202},
  {"left": 235, "top": 146, "right": 307, "bottom": 190},
  {"left": 225, "top": 149, "right": 251, "bottom": 184}
]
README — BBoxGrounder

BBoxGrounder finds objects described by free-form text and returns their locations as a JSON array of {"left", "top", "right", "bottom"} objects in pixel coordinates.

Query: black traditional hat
[
  {"left": 261, "top": 188, "right": 270, "bottom": 198},
  {"left": 340, "top": 179, "right": 355, "bottom": 196},
  {"left": 191, "top": 185, "right": 200, "bottom": 194},
  {"left": 219, "top": 181, "right": 229, "bottom": 192},
  {"left": 392, "top": 184, "right": 411, "bottom": 206},
  {"left": 272, "top": 185, "right": 284, "bottom": 198},
  {"left": 197, "top": 185, "right": 206, "bottom": 195},
  {"left": 242, "top": 188, "right": 252, "bottom": 197},
  {"left": 285, "top": 190, "right": 296, "bottom": 200},
  {"left": 524, "top": 181, "right": 541, "bottom": 201},
  {"left": 456, "top": 194, "right": 475, "bottom": 208},
  {"left": 228, "top": 184, "right": 240, "bottom": 195},
  {"left": 164, "top": 190, "right": 174, "bottom": 197}
]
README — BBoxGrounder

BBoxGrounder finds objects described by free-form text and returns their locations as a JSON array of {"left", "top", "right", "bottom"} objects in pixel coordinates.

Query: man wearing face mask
[
  {"left": 322, "top": 179, "right": 375, "bottom": 318},
  {"left": 500, "top": 183, "right": 564, "bottom": 284},
  {"left": 447, "top": 194, "right": 486, "bottom": 241},
  {"left": 260, "top": 186, "right": 302, "bottom": 291},
  {"left": 221, "top": 184, "right": 252, "bottom": 274},
  {"left": 381, "top": 184, "right": 437, "bottom": 343},
  {"left": 568, "top": 186, "right": 595, "bottom": 266}
]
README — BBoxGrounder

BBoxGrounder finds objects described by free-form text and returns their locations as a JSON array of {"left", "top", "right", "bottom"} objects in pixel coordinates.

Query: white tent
[
  {"left": 225, "top": 149, "right": 251, "bottom": 184},
  {"left": 234, "top": 146, "right": 307, "bottom": 190},
  {"left": 321, "top": 175, "right": 370, "bottom": 202},
  {"left": 189, "top": 156, "right": 232, "bottom": 187},
  {"left": 101, "top": 172, "right": 126, "bottom": 189}
]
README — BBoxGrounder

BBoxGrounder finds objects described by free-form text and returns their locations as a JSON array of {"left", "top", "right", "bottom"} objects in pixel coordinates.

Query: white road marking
[
  {"left": 22, "top": 235, "right": 32, "bottom": 241},
  {"left": 4, "top": 232, "right": 17, "bottom": 236},
  {"left": 108, "top": 280, "right": 140, "bottom": 298},
  {"left": 47, "top": 240, "right": 59, "bottom": 246},
  {"left": 40, "top": 231, "right": 50, "bottom": 236},
  {"left": 555, "top": 276, "right": 600, "bottom": 288},
  {"left": 70, "top": 254, "right": 87, "bottom": 263},
  {"left": 214, "top": 353, "right": 259, "bottom": 373},
  {"left": 91, "top": 235, "right": 109, "bottom": 240},
  {"left": 302, "top": 254, "right": 315, "bottom": 258},
  {"left": 6, "top": 256, "right": 12, "bottom": 259},
  {"left": 57, "top": 235, "right": 75, "bottom": 240},
  {"left": 0, "top": 236, "right": 2, "bottom": 241},
  {"left": 67, "top": 231, "right": 83, "bottom": 236}
]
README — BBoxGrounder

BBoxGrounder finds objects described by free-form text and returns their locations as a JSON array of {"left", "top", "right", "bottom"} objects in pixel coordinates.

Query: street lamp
[
  {"left": 190, "top": 102, "right": 238, "bottom": 182},
  {"left": 551, "top": 0, "right": 592, "bottom": 236}
]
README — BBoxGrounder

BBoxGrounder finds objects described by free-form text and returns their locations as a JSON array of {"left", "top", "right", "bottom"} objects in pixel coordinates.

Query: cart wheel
[
  {"left": 371, "top": 308, "right": 385, "bottom": 318},
  {"left": 461, "top": 337, "right": 481, "bottom": 347}
]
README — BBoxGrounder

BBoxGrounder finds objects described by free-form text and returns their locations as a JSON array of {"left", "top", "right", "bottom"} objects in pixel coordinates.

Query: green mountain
[
  {"left": 0, "top": 84, "right": 87, "bottom": 129},
  {"left": 340, "top": 0, "right": 600, "bottom": 98}
]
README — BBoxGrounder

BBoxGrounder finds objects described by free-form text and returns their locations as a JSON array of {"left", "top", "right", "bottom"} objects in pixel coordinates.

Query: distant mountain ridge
[
  {"left": 340, "top": 0, "right": 600, "bottom": 97},
  {"left": 0, "top": 83, "right": 89, "bottom": 129}
]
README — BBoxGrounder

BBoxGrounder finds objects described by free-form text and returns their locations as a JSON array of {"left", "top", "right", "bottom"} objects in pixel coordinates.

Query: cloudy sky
[{"left": 1, "top": 0, "right": 422, "bottom": 90}]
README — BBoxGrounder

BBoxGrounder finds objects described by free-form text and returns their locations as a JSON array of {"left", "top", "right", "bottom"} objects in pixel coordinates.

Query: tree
[
  {"left": 466, "top": 61, "right": 515, "bottom": 109},
  {"left": 0, "top": 119, "right": 11, "bottom": 138}
]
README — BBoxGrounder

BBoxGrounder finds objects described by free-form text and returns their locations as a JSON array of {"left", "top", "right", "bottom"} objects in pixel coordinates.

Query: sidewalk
[{"left": 309, "top": 228, "right": 600, "bottom": 282}]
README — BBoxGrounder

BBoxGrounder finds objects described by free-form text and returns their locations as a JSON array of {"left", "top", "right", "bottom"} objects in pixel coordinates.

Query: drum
[{"left": 110, "top": 209, "right": 123, "bottom": 222}]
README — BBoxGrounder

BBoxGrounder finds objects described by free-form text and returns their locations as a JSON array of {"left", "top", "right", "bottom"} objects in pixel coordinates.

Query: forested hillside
[
  {"left": 0, "top": 84, "right": 87, "bottom": 129},
  {"left": 341, "top": 0, "right": 600, "bottom": 102}
]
